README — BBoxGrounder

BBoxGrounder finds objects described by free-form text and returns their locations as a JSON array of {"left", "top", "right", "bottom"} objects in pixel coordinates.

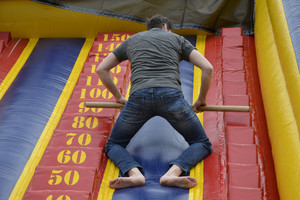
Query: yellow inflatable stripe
[
  {"left": 189, "top": 35, "right": 206, "bottom": 200},
  {"left": 97, "top": 83, "right": 131, "bottom": 200},
  {"left": 9, "top": 38, "right": 94, "bottom": 200},
  {"left": 0, "top": 38, "right": 38, "bottom": 100},
  {"left": 97, "top": 160, "right": 119, "bottom": 200},
  {"left": 255, "top": 1, "right": 300, "bottom": 199},
  {"left": 267, "top": 0, "right": 300, "bottom": 135}
]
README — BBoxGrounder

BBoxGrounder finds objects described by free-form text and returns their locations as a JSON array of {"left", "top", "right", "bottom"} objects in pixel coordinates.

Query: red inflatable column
[{"left": 222, "top": 28, "right": 262, "bottom": 199}]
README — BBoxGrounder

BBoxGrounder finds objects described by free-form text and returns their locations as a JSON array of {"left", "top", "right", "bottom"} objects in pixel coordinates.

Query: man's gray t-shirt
[{"left": 112, "top": 28, "right": 196, "bottom": 95}]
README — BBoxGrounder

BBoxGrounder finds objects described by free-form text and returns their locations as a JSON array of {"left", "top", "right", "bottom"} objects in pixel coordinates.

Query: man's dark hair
[{"left": 146, "top": 14, "right": 173, "bottom": 31}]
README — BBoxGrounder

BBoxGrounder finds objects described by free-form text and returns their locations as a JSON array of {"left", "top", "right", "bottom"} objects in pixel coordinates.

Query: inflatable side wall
[{"left": 255, "top": 0, "right": 300, "bottom": 199}]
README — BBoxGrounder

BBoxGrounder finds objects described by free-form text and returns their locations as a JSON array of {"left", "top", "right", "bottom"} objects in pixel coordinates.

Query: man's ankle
[
  {"left": 164, "top": 164, "right": 183, "bottom": 177},
  {"left": 127, "top": 167, "right": 144, "bottom": 177}
]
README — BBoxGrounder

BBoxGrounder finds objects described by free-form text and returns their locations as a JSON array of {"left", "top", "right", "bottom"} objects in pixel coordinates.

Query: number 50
[{"left": 48, "top": 170, "right": 79, "bottom": 186}]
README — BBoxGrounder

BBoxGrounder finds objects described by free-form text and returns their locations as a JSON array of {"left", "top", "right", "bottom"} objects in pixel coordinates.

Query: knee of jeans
[
  {"left": 203, "top": 139, "right": 212, "bottom": 155},
  {"left": 104, "top": 144, "right": 110, "bottom": 155},
  {"left": 104, "top": 141, "right": 113, "bottom": 155}
]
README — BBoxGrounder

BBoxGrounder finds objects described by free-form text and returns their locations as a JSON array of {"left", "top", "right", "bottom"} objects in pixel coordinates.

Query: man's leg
[
  {"left": 167, "top": 113, "right": 212, "bottom": 173},
  {"left": 105, "top": 115, "right": 147, "bottom": 189},
  {"left": 158, "top": 89, "right": 211, "bottom": 188},
  {"left": 105, "top": 90, "right": 152, "bottom": 189},
  {"left": 159, "top": 114, "right": 211, "bottom": 189}
]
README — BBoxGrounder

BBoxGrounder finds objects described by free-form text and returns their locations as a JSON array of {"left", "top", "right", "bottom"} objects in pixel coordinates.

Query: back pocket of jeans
[{"left": 161, "top": 90, "right": 190, "bottom": 118}]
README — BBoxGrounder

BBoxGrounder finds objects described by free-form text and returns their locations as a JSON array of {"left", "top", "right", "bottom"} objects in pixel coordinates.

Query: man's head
[{"left": 146, "top": 14, "right": 173, "bottom": 31}]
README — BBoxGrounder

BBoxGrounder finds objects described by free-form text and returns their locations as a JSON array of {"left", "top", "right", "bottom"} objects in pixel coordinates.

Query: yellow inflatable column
[
  {"left": 267, "top": 0, "right": 300, "bottom": 134},
  {"left": 255, "top": 0, "right": 300, "bottom": 199}
]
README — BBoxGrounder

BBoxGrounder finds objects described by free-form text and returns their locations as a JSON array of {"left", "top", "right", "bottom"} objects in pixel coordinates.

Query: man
[{"left": 96, "top": 14, "right": 213, "bottom": 189}]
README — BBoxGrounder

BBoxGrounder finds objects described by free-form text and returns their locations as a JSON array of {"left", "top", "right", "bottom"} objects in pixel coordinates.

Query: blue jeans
[{"left": 105, "top": 88, "right": 212, "bottom": 175}]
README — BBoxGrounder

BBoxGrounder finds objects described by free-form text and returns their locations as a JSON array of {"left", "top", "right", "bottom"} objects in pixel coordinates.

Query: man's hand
[
  {"left": 192, "top": 98, "right": 207, "bottom": 113},
  {"left": 116, "top": 96, "right": 127, "bottom": 105}
]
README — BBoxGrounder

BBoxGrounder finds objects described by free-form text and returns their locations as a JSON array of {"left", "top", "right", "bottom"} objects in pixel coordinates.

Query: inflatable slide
[{"left": 0, "top": 0, "right": 299, "bottom": 200}]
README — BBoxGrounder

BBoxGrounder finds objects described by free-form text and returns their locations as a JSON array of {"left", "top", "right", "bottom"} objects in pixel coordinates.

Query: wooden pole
[
  {"left": 85, "top": 102, "right": 250, "bottom": 112},
  {"left": 85, "top": 102, "right": 125, "bottom": 108}
]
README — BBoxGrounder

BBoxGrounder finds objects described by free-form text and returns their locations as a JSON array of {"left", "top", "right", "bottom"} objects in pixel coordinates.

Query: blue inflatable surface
[
  {"left": 282, "top": 0, "right": 300, "bottom": 71},
  {"left": 0, "top": 38, "right": 85, "bottom": 200}
]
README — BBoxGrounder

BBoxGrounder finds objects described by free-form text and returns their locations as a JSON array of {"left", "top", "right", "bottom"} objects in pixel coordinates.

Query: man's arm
[
  {"left": 96, "top": 53, "right": 127, "bottom": 104},
  {"left": 189, "top": 49, "right": 213, "bottom": 112}
]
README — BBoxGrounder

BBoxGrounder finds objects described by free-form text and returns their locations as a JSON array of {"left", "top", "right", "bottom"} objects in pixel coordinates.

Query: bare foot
[
  {"left": 109, "top": 176, "right": 145, "bottom": 189},
  {"left": 160, "top": 164, "right": 198, "bottom": 189},
  {"left": 109, "top": 167, "right": 145, "bottom": 189},
  {"left": 160, "top": 175, "right": 197, "bottom": 189}
]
